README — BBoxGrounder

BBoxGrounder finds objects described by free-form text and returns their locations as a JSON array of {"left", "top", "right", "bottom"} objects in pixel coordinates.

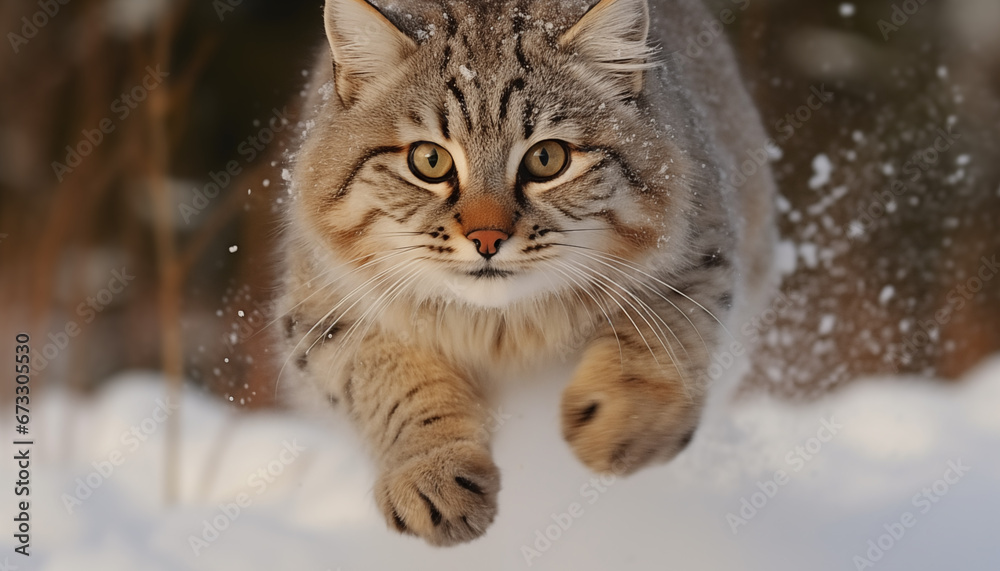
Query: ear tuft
[
  {"left": 325, "top": 0, "right": 417, "bottom": 104},
  {"left": 559, "top": 0, "right": 654, "bottom": 95}
]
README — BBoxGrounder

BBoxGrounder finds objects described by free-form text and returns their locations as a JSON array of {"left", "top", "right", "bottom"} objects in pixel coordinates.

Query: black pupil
[
  {"left": 427, "top": 148, "right": 439, "bottom": 169},
  {"left": 538, "top": 147, "right": 550, "bottom": 166}
]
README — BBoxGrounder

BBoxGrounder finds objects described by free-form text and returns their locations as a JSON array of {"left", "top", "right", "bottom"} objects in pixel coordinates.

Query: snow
[
  {"left": 4, "top": 357, "right": 1000, "bottom": 571},
  {"left": 775, "top": 240, "right": 798, "bottom": 276},
  {"left": 806, "top": 185, "right": 849, "bottom": 216},
  {"left": 799, "top": 242, "right": 818, "bottom": 269},
  {"left": 459, "top": 65, "right": 478, "bottom": 81},
  {"left": 818, "top": 314, "right": 836, "bottom": 335},
  {"left": 808, "top": 154, "right": 833, "bottom": 190},
  {"left": 879, "top": 285, "right": 896, "bottom": 305},
  {"left": 319, "top": 82, "right": 335, "bottom": 103}
]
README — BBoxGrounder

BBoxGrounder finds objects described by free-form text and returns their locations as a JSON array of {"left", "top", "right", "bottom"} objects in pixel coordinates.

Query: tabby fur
[{"left": 277, "top": 0, "right": 776, "bottom": 545}]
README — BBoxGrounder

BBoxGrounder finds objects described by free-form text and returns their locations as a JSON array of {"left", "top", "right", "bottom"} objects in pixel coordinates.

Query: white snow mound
[{"left": 3, "top": 357, "right": 1000, "bottom": 571}]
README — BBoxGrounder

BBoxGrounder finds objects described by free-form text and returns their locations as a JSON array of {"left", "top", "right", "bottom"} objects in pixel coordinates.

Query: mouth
[{"left": 467, "top": 267, "right": 515, "bottom": 280}]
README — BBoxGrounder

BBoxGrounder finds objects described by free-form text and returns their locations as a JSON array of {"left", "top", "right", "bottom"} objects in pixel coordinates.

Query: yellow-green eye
[
  {"left": 522, "top": 140, "right": 569, "bottom": 181},
  {"left": 408, "top": 142, "right": 454, "bottom": 183}
]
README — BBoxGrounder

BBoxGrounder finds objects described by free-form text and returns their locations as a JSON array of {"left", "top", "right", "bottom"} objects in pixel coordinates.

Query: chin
[{"left": 439, "top": 269, "right": 554, "bottom": 309}]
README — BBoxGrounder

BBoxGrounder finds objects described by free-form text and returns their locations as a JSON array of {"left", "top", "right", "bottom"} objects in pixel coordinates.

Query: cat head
[{"left": 292, "top": 0, "right": 696, "bottom": 308}]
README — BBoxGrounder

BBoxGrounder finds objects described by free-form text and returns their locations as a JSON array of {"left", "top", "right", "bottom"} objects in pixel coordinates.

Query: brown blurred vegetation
[{"left": 0, "top": 0, "right": 997, "bottom": 407}]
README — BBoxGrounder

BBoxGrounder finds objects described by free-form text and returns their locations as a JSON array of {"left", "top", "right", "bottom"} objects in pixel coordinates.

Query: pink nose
[{"left": 466, "top": 229, "right": 510, "bottom": 258}]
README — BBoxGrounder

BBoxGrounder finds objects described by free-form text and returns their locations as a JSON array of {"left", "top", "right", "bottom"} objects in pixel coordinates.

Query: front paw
[
  {"left": 374, "top": 442, "right": 500, "bottom": 546},
  {"left": 561, "top": 341, "right": 703, "bottom": 474}
]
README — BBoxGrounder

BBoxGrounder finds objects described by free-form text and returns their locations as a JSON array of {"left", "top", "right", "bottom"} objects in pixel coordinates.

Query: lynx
[{"left": 277, "top": 0, "right": 775, "bottom": 545}]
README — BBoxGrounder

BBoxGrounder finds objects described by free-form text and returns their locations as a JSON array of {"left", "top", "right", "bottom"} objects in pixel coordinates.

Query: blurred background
[
  {"left": 1, "top": 1, "right": 999, "bottom": 569},
  {"left": 0, "top": 0, "right": 998, "bottom": 403}
]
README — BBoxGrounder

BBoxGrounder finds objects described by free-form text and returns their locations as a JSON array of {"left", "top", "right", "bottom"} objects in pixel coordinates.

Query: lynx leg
[{"left": 349, "top": 337, "right": 500, "bottom": 546}]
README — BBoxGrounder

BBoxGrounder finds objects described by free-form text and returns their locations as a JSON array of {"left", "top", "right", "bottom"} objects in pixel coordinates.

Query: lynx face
[{"left": 293, "top": 0, "right": 695, "bottom": 308}]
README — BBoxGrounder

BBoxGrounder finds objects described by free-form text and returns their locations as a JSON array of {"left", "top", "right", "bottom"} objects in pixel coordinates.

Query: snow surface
[{"left": 4, "top": 356, "right": 1000, "bottom": 571}]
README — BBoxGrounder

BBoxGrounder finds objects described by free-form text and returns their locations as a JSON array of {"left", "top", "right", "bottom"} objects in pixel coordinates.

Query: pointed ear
[
  {"left": 324, "top": 0, "right": 417, "bottom": 104},
  {"left": 558, "top": 0, "right": 653, "bottom": 95}
]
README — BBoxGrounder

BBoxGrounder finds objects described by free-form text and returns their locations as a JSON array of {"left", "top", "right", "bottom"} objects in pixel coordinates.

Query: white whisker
[
  {"left": 254, "top": 246, "right": 423, "bottom": 341},
  {"left": 546, "top": 262, "right": 625, "bottom": 370},
  {"left": 337, "top": 261, "right": 426, "bottom": 352},
  {"left": 560, "top": 258, "right": 688, "bottom": 385},
  {"left": 563, "top": 260, "right": 694, "bottom": 402},
  {"left": 552, "top": 243, "right": 723, "bottom": 350},
  {"left": 274, "top": 257, "right": 420, "bottom": 399},
  {"left": 553, "top": 259, "right": 661, "bottom": 371},
  {"left": 580, "top": 248, "right": 734, "bottom": 342}
]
